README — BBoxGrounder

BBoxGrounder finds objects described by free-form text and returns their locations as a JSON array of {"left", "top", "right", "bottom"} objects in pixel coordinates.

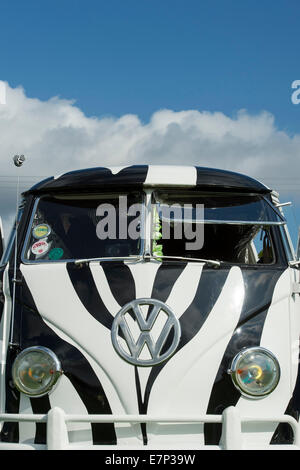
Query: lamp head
[{"left": 13, "top": 155, "right": 25, "bottom": 167}]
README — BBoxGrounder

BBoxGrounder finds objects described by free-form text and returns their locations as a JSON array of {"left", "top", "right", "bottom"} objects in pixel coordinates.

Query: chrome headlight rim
[
  {"left": 12, "top": 346, "right": 63, "bottom": 398},
  {"left": 228, "top": 346, "right": 280, "bottom": 399}
]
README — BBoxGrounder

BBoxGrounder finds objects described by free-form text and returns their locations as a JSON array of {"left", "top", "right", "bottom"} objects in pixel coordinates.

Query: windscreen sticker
[
  {"left": 32, "top": 224, "right": 51, "bottom": 239},
  {"left": 49, "top": 247, "right": 64, "bottom": 260},
  {"left": 31, "top": 239, "right": 49, "bottom": 255}
]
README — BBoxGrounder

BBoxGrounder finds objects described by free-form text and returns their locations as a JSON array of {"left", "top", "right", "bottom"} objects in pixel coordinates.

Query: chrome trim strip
[
  {"left": 196, "top": 220, "right": 285, "bottom": 225},
  {"left": 159, "top": 217, "right": 285, "bottom": 225},
  {"left": 147, "top": 254, "right": 221, "bottom": 267},
  {"left": 21, "top": 197, "right": 40, "bottom": 264},
  {"left": 74, "top": 255, "right": 143, "bottom": 265}
]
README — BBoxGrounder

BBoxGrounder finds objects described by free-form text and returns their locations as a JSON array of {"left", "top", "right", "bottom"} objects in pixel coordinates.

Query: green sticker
[
  {"left": 33, "top": 224, "right": 51, "bottom": 239},
  {"left": 49, "top": 248, "right": 64, "bottom": 260}
]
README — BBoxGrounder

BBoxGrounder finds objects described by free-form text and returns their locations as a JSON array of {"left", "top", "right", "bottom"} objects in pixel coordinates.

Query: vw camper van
[{"left": 0, "top": 165, "right": 299, "bottom": 450}]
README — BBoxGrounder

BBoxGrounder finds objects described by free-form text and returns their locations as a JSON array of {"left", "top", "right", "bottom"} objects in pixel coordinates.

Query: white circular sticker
[{"left": 31, "top": 239, "right": 49, "bottom": 256}]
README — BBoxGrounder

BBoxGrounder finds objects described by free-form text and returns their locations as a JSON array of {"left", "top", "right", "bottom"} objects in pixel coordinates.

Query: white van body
[{"left": 0, "top": 165, "right": 300, "bottom": 450}]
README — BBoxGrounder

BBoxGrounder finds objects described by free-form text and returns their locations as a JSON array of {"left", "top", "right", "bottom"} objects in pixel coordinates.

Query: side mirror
[
  {"left": 297, "top": 227, "right": 300, "bottom": 261},
  {"left": 0, "top": 217, "right": 4, "bottom": 261}
]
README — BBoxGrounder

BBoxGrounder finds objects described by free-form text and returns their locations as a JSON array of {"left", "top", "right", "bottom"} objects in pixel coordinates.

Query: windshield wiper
[
  {"left": 74, "top": 255, "right": 143, "bottom": 266},
  {"left": 145, "top": 254, "right": 221, "bottom": 267},
  {"left": 73, "top": 254, "right": 221, "bottom": 267}
]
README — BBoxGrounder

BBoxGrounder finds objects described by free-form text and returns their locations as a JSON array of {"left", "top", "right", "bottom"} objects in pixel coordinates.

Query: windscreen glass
[
  {"left": 154, "top": 191, "right": 283, "bottom": 223},
  {"left": 152, "top": 192, "right": 282, "bottom": 264},
  {"left": 23, "top": 193, "right": 143, "bottom": 261}
]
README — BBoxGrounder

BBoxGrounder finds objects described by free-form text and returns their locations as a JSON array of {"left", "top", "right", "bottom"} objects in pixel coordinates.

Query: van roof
[{"left": 24, "top": 165, "right": 271, "bottom": 195}]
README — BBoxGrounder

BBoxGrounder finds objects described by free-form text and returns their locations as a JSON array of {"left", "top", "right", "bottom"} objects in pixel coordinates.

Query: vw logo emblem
[{"left": 111, "top": 298, "right": 181, "bottom": 367}]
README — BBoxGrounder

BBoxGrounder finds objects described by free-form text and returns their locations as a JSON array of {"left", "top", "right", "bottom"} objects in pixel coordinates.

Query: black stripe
[
  {"left": 67, "top": 263, "right": 114, "bottom": 330},
  {"left": 30, "top": 395, "right": 51, "bottom": 444},
  {"left": 0, "top": 348, "right": 20, "bottom": 443},
  {"left": 150, "top": 262, "right": 188, "bottom": 303},
  {"left": 20, "top": 278, "right": 117, "bottom": 445},
  {"left": 176, "top": 268, "right": 229, "bottom": 352},
  {"left": 143, "top": 266, "right": 230, "bottom": 414},
  {"left": 101, "top": 262, "right": 136, "bottom": 307},
  {"left": 196, "top": 167, "right": 270, "bottom": 193},
  {"left": 134, "top": 366, "right": 148, "bottom": 445},
  {"left": 130, "top": 263, "right": 189, "bottom": 432},
  {"left": 25, "top": 165, "right": 149, "bottom": 195},
  {"left": 204, "top": 268, "right": 284, "bottom": 445},
  {"left": 0, "top": 265, "right": 22, "bottom": 443}
]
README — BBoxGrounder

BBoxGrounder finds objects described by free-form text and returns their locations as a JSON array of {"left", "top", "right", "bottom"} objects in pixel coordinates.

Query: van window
[
  {"left": 152, "top": 192, "right": 283, "bottom": 265},
  {"left": 23, "top": 192, "right": 143, "bottom": 262}
]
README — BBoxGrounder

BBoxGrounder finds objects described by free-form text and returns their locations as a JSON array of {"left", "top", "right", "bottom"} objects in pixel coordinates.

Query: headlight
[
  {"left": 228, "top": 347, "right": 280, "bottom": 398},
  {"left": 12, "top": 346, "right": 62, "bottom": 398}
]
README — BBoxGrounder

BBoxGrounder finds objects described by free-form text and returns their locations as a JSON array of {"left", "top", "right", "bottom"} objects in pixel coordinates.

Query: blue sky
[
  {"left": 0, "top": 0, "right": 300, "bottom": 246},
  {"left": 1, "top": 0, "right": 300, "bottom": 132}
]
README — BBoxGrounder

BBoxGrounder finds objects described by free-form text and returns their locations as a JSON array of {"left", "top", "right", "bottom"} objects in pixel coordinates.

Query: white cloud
[{"left": 0, "top": 80, "right": 300, "bottom": 238}]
